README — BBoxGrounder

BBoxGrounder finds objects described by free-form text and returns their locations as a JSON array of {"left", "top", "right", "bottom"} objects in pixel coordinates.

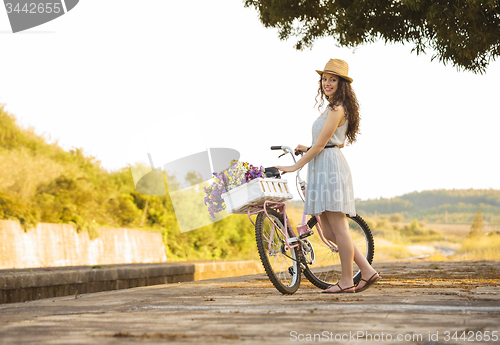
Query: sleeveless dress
[{"left": 302, "top": 106, "right": 356, "bottom": 217}]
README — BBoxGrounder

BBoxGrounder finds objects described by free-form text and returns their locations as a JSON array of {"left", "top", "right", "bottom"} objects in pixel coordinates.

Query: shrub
[{"left": 389, "top": 213, "right": 403, "bottom": 223}]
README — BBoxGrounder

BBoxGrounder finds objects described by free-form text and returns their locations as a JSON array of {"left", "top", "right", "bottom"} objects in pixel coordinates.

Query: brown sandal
[
  {"left": 355, "top": 272, "right": 380, "bottom": 293},
  {"left": 322, "top": 282, "right": 356, "bottom": 294}
]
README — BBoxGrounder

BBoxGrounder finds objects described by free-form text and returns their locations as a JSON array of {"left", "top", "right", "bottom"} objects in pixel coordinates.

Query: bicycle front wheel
[
  {"left": 255, "top": 209, "right": 301, "bottom": 294},
  {"left": 302, "top": 214, "right": 374, "bottom": 290}
]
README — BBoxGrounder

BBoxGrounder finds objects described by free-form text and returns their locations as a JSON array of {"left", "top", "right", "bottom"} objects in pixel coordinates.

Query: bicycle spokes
[
  {"left": 302, "top": 215, "right": 375, "bottom": 290},
  {"left": 255, "top": 210, "right": 301, "bottom": 294},
  {"left": 262, "top": 221, "right": 293, "bottom": 284}
]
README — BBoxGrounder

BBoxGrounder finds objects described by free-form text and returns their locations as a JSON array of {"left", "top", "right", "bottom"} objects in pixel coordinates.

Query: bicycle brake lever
[{"left": 278, "top": 152, "right": 286, "bottom": 158}]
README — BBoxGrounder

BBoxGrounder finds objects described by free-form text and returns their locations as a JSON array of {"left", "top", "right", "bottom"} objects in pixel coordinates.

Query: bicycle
[{"left": 244, "top": 145, "right": 375, "bottom": 294}]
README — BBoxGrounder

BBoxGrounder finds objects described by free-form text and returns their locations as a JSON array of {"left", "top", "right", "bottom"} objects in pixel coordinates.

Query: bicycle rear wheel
[
  {"left": 302, "top": 214, "right": 374, "bottom": 290},
  {"left": 255, "top": 209, "right": 301, "bottom": 294}
]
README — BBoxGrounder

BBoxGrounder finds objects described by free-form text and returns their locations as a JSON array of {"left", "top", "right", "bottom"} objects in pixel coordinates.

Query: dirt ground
[{"left": 0, "top": 260, "right": 499, "bottom": 344}]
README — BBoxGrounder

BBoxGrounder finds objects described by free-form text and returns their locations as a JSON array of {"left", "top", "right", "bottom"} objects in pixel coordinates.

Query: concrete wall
[
  {"left": 0, "top": 261, "right": 265, "bottom": 304},
  {"left": 0, "top": 220, "right": 167, "bottom": 269}
]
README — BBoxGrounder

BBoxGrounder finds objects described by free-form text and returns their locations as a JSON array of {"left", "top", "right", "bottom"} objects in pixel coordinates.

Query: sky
[{"left": 1, "top": 0, "right": 499, "bottom": 202}]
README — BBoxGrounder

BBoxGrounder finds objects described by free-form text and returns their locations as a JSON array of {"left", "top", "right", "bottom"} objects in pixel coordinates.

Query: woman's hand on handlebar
[
  {"left": 275, "top": 165, "right": 298, "bottom": 175},
  {"left": 294, "top": 144, "right": 309, "bottom": 154}
]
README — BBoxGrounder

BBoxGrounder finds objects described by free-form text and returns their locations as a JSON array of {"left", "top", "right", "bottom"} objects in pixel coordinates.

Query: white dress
[{"left": 302, "top": 106, "right": 356, "bottom": 216}]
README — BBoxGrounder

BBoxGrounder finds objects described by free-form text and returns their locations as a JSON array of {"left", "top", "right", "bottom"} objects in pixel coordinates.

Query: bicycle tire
[
  {"left": 302, "top": 214, "right": 374, "bottom": 290},
  {"left": 255, "top": 209, "right": 301, "bottom": 294}
]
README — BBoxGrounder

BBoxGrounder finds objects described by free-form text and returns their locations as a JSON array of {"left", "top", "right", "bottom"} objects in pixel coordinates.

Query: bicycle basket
[{"left": 222, "top": 178, "right": 293, "bottom": 214}]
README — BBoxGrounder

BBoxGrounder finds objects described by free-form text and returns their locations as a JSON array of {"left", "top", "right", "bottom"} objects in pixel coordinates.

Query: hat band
[{"left": 324, "top": 70, "right": 345, "bottom": 76}]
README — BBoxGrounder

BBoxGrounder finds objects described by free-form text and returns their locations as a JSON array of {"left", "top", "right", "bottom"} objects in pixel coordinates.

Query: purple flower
[{"left": 204, "top": 160, "right": 265, "bottom": 217}]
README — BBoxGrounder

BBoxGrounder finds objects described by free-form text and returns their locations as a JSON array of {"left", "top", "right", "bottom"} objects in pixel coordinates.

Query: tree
[
  {"left": 243, "top": 0, "right": 500, "bottom": 73},
  {"left": 468, "top": 210, "right": 484, "bottom": 237}
]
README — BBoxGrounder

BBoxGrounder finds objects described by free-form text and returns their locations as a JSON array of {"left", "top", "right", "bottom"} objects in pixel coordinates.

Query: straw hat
[{"left": 315, "top": 59, "right": 353, "bottom": 83}]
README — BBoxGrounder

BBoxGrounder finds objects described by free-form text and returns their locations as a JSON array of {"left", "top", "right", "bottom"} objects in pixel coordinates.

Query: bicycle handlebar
[
  {"left": 270, "top": 145, "right": 306, "bottom": 192},
  {"left": 271, "top": 145, "right": 305, "bottom": 156}
]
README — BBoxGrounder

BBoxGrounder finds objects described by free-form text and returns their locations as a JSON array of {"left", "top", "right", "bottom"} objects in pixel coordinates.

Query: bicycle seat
[{"left": 264, "top": 167, "right": 281, "bottom": 179}]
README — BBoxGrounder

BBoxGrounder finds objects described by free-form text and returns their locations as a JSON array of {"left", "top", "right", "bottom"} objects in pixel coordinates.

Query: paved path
[{"left": 0, "top": 261, "right": 499, "bottom": 344}]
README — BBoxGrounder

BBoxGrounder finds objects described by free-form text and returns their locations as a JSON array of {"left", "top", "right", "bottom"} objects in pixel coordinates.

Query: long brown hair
[{"left": 314, "top": 75, "right": 361, "bottom": 145}]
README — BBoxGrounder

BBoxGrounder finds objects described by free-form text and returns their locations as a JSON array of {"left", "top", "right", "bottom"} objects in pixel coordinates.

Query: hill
[
  {"left": 0, "top": 105, "right": 257, "bottom": 261},
  {"left": 355, "top": 189, "right": 500, "bottom": 224},
  {"left": 289, "top": 188, "right": 500, "bottom": 225}
]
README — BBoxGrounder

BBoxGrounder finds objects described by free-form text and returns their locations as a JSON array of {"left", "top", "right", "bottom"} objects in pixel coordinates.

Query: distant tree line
[
  {"left": 354, "top": 189, "right": 500, "bottom": 224},
  {"left": 289, "top": 189, "right": 500, "bottom": 224}
]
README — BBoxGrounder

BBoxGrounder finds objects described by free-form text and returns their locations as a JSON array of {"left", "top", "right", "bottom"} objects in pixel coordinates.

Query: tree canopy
[{"left": 243, "top": 0, "right": 500, "bottom": 73}]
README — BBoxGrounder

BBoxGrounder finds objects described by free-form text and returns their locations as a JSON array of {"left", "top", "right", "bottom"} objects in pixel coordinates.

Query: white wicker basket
[{"left": 222, "top": 178, "right": 293, "bottom": 214}]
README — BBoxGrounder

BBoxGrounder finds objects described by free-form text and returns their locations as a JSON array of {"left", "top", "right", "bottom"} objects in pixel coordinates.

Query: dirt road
[{"left": 0, "top": 260, "right": 499, "bottom": 344}]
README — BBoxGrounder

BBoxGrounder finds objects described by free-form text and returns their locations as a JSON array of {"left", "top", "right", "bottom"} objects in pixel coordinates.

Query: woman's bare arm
[{"left": 276, "top": 106, "right": 344, "bottom": 173}]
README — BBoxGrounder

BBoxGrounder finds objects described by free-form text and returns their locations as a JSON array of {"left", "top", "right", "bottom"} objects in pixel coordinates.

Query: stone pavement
[{"left": 0, "top": 261, "right": 499, "bottom": 344}]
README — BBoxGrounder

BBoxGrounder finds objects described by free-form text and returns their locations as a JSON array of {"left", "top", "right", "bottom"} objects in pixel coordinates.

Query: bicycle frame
[
  {"left": 245, "top": 146, "right": 340, "bottom": 255},
  {"left": 246, "top": 200, "right": 299, "bottom": 253}
]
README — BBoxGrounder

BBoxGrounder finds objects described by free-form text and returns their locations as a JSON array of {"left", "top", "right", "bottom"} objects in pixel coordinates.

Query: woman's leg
[
  {"left": 320, "top": 211, "right": 378, "bottom": 291},
  {"left": 319, "top": 213, "right": 336, "bottom": 243},
  {"left": 323, "top": 211, "right": 355, "bottom": 291},
  {"left": 320, "top": 213, "right": 367, "bottom": 268}
]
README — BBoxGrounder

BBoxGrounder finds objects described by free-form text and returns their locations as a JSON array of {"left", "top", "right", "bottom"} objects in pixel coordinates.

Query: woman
[{"left": 276, "top": 59, "right": 379, "bottom": 293}]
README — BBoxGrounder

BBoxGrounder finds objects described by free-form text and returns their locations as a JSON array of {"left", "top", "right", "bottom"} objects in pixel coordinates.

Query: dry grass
[
  {"left": 374, "top": 244, "right": 412, "bottom": 261},
  {"left": 455, "top": 234, "right": 500, "bottom": 260},
  {"left": 426, "top": 223, "right": 471, "bottom": 237},
  {"left": 283, "top": 202, "right": 304, "bottom": 229}
]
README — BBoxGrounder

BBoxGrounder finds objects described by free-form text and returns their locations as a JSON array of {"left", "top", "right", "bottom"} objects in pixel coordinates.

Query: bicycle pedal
[{"left": 299, "top": 230, "right": 314, "bottom": 239}]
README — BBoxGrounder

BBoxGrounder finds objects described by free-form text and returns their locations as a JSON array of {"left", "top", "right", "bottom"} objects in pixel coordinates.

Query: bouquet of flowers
[{"left": 203, "top": 160, "right": 265, "bottom": 218}]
